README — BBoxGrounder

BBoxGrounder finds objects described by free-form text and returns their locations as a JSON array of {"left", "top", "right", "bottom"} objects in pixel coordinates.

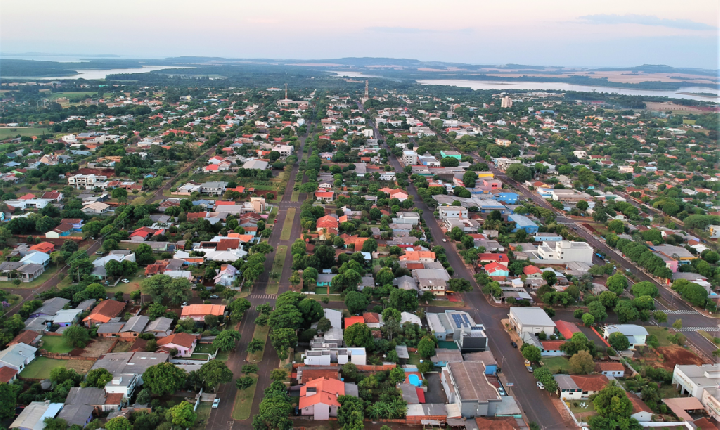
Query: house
[
  {"left": 533, "top": 240, "right": 593, "bottom": 265},
  {"left": 317, "top": 274, "right": 336, "bottom": 287},
  {"left": 31, "top": 297, "right": 70, "bottom": 318},
  {"left": 597, "top": 362, "right": 626, "bottom": 378},
  {"left": 9, "top": 330, "right": 40, "bottom": 347},
  {"left": 20, "top": 252, "right": 50, "bottom": 268},
  {"left": 442, "top": 361, "right": 501, "bottom": 418},
  {"left": 484, "top": 262, "right": 510, "bottom": 277},
  {"left": 83, "top": 300, "right": 125, "bottom": 327},
  {"left": 29, "top": 242, "right": 54, "bottom": 254},
  {"left": 540, "top": 341, "right": 566, "bottom": 356},
  {"left": 0, "top": 366, "right": 18, "bottom": 383},
  {"left": 52, "top": 309, "right": 82, "bottom": 327},
  {"left": 157, "top": 333, "right": 198, "bottom": 357},
  {"left": 303, "top": 347, "right": 367, "bottom": 366},
  {"left": 143, "top": 317, "right": 173, "bottom": 337},
  {"left": 627, "top": 392, "right": 653, "bottom": 422},
  {"left": 0, "top": 343, "right": 37, "bottom": 372},
  {"left": 570, "top": 375, "right": 609, "bottom": 399},
  {"left": 180, "top": 304, "right": 226, "bottom": 322},
  {"left": 554, "top": 320, "right": 581, "bottom": 340},
  {"left": 344, "top": 316, "right": 364, "bottom": 328},
  {"left": 119, "top": 316, "right": 149, "bottom": 340},
  {"left": 509, "top": 307, "right": 556, "bottom": 336},
  {"left": 439, "top": 206, "right": 468, "bottom": 220},
  {"left": 315, "top": 191, "right": 335, "bottom": 202},
  {"left": 91, "top": 352, "right": 170, "bottom": 398},
  {"left": 299, "top": 378, "right": 358, "bottom": 420},
  {"left": 82, "top": 202, "right": 111, "bottom": 215},
  {"left": 508, "top": 215, "right": 538, "bottom": 234},
  {"left": 602, "top": 325, "right": 648, "bottom": 349},
  {"left": 10, "top": 401, "right": 64, "bottom": 430},
  {"left": 97, "top": 322, "right": 125, "bottom": 338}
]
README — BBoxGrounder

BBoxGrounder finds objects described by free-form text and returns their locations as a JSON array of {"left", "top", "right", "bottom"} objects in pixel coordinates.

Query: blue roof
[{"left": 508, "top": 214, "right": 537, "bottom": 227}]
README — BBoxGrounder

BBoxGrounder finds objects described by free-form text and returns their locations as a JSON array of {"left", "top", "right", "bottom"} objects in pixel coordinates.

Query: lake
[
  {"left": 417, "top": 79, "right": 720, "bottom": 102},
  {"left": 31, "top": 66, "right": 191, "bottom": 80}
]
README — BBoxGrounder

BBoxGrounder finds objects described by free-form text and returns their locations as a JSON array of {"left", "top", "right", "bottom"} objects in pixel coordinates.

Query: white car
[
  {"left": 121, "top": 279, "right": 130, "bottom": 283},
  {"left": 442, "top": 238, "right": 447, "bottom": 242},
  {"left": 212, "top": 399, "right": 220, "bottom": 408},
  {"left": 537, "top": 381, "right": 544, "bottom": 390}
]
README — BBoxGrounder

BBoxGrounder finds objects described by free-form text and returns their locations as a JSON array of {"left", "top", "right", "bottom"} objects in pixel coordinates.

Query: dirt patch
[
  {"left": 656, "top": 346, "right": 706, "bottom": 370},
  {"left": 79, "top": 338, "right": 116, "bottom": 357},
  {"left": 65, "top": 360, "right": 94, "bottom": 374}
]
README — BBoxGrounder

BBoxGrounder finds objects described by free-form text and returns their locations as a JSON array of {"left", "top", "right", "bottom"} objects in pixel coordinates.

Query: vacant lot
[
  {"left": 19, "top": 357, "right": 91, "bottom": 378},
  {"left": 645, "top": 326, "right": 673, "bottom": 347},
  {"left": 542, "top": 356, "right": 570, "bottom": 374},
  {"left": 657, "top": 346, "right": 706, "bottom": 370},
  {"left": 80, "top": 338, "right": 116, "bottom": 357},
  {"left": 39, "top": 336, "right": 73, "bottom": 354}
]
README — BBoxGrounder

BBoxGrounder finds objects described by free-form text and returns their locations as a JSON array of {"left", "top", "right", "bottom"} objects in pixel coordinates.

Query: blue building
[
  {"left": 495, "top": 192, "right": 518, "bottom": 205},
  {"left": 508, "top": 214, "right": 539, "bottom": 234}
]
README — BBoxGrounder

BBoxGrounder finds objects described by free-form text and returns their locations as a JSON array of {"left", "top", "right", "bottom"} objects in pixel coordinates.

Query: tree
[
  {"left": 361, "top": 238, "right": 378, "bottom": 252},
  {"left": 598, "top": 291, "right": 618, "bottom": 309},
  {"left": 506, "top": 164, "right": 532, "bottom": 182},
  {"left": 631, "top": 281, "right": 658, "bottom": 298},
  {"left": 247, "top": 338, "right": 264, "bottom": 354},
  {"left": 198, "top": 360, "right": 233, "bottom": 391},
  {"left": 105, "top": 417, "right": 132, "bottom": 430},
  {"left": 614, "top": 301, "right": 639, "bottom": 323},
  {"left": 297, "top": 299, "right": 323, "bottom": 324},
  {"left": 236, "top": 376, "right": 255, "bottom": 390},
  {"left": 111, "top": 187, "right": 128, "bottom": 204},
  {"left": 533, "top": 367, "right": 558, "bottom": 392},
  {"left": 337, "top": 396, "right": 364, "bottom": 430},
  {"left": 569, "top": 350, "right": 595, "bottom": 374},
  {"left": 241, "top": 364, "right": 259, "bottom": 374},
  {"left": 44, "top": 418, "right": 68, "bottom": 430},
  {"left": 542, "top": 271, "right": 557, "bottom": 286},
  {"left": 270, "top": 328, "right": 298, "bottom": 360},
  {"left": 582, "top": 313, "right": 595, "bottom": 327},
  {"left": 63, "top": 325, "right": 90, "bottom": 348},
  {"left": 589, "top": 383, "right": 639, "bottom": 430},
  {"left": 561, "top": 333, "right": 596, "bottom": 356},
  {"left": 271, "top": 369, "right": 287, "bottom": 382},
  {"left": 608, "top": 332, "right": 630, "bottom": 351},
  {"left": 606, "top": 274, "right": 628, "bottom": 295},
  {"left": 84, "top": 368, "right": 113, "bottom": 388},
  {"left": 228, "top": 298, "right": 251, "bottom": 322},
  {"left": 653, "top": 311, "right": 668, "bottom": 323},
  {"left": 462, "top": 170, "right": 477, "bottom": 188},
  {"left": 522, "top": 344, "right": 542, "bottom": 364},
  {"left": 130, "top": 242, "right": 153, "bottom": 265},
  {"left": 588, "top": 301, "right": 608, "bottom": 322},
  {"left": 672, "top": 318, "right": 683, "bottom": 330},
  {"left": 576, "top": 200, "right": 589, "bottom": 211},
  {"left": 135, "top": 388, "right": 152, "bottom": 405},
  {"left": 345, "top": 291, "right": 369, "bottom": 314},
  {"left": 0, "top": 382, "right": 16, "bottom": 420},
  {"left": 316, "top": 317, "right": 332, "bottom": 333},
  {"left": 213, "top": 330, "right": 240, "bottom": 352},
  {"left": 448, "top": 278, "right": 472, "bottom": 292},
  {"left": 418, "top": 336, "right": 436, "bottom": 359},
  {"left": 143, "top": 363, "right": 186, "bottom": 396},
  {"left": 388, "top": 288, "right": 418, "bottom": 312},
  {"left": 167, "top": 401, "right": 197, "bottom": 428},
  {"left": 608, "top": 219, "right": 625, "bottom": 234},
  {"left": 344, "top": 323, "right": 373, "bottom": 349}
]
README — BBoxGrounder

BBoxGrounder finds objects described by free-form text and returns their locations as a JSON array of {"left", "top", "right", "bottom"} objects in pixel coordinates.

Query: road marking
[
  {"left": 676, "top": 327, "right": 720, "bottom": 332},
  {"left": 249, "top": 294, "right": 277, "bottom": 299}
]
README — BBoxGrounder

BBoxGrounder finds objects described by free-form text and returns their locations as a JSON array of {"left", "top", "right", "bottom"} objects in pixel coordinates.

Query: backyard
[
  {"left": 20, "top": 357, "right": 93, "bottom": 379},
  {"left": 541, "top": 356, "right": 570, "bottom": 374},
  {"left": 39, "top": 336, "right": 73, "bottom": 354},
  {"left": 566, "top": 399, "right": 596, "bottom": 421}
]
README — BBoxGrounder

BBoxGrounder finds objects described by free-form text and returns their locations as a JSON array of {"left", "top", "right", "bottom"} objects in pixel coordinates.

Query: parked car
[
  {"left": 442, "top": 238, "right": 447, "bottom": 242},
  {"left": 210, "top": 295, "right": 219, "bottom": 299},
  {"left": 527, "top": 366, "right": 533, "bottom": 373},
  {"left": 498, "top": 387, "right": 506, "bottom": 396},
  {"left": 212, "top": 399, "right": 220, "bottom": 409},
  {"left": 537, "top": 381, "right": 544, "bottom": 390},
  {"left": 121, "top": 279, "right": 130, "bottom": 283},
  {"left": 510, "top": 341, "right": 518, "bottom": 348}
]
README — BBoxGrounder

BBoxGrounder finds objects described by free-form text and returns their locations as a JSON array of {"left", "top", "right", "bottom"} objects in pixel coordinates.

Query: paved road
[{"left": 206, "top": 123, "right": 312, "bottom": 429}]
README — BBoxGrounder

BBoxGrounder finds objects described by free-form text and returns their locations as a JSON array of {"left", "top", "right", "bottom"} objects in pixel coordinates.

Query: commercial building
[
  {"left": 533, "top": 240, "right": 593, "bottom": 265},
  {"left": 508, "top": 307, "right": 556, "bottom": 336},
  {"left": 671, "top": 364, "right": 720, "bottom": 420},
  {"left": 508, "top": 214, "right": 538, "bottom": 234},
  {"left": 442, "top": 361, "right": 501, "bottom": 418}
]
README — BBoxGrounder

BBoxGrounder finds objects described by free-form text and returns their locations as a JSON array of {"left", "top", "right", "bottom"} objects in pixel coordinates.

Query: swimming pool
[{"left": 408, "top": 374, "right": 421, "bottom": 387}]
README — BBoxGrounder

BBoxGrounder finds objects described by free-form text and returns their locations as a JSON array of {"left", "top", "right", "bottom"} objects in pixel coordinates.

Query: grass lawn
[
  {"left": 192, "top": 402, "right": 212, "bottom": 430},
  {"left": 315, "top": 287, "right": 328, "bottom": 294},
  {"left": 567, "top": 399, "right": 596, "bottom": 417},
  {"left": 195, "top": 343, "right": 229, "bottom": 361},
  {"left": 408, "top": 352, "right": 422, "bottom": 367},
  {"left": 111, "top": 342, "right": 133, "bottom": 353},
  {"left": 290, "top": 190, "right": 300, "bottom": 202},
  {"left": 542, "top": 356, "right": 570, "bottom": 374},
  {"left": 39, "top": 336, "right": 73, "bottom": 354},
  {"left": 0, "top": 127, "right": 51, "bottom": 140},
  {"left": 658, "top": 384, "right": 680, "bottom": 399},
  {"left": 266, "top": 245, "right": 287, "bottom": 295},
  {"left": 280, "top": 208, "right": 295, "bottom": 240},
  {"left": 20, "top": 357, "right": 68, "bottom": 379},
  {"left": 311, "top": 294, "right": 344, "bottom": 302},
  {"left": 0, "top": 265, "right": 62, "bottom": 290},
  {"left": 428, "top": 299, "right": 465, "bottom": 308},
  {"left": 698, "top": 330, "right": 719, "bottom": 345},
  {"left": 247, "top": 326, "right": 270, "bottom": 362},
  {"left": 231, "top": 374, "right": 258, "bottom": 420},
  {"left": 106, "top": 268, "right": 145, "bottom": 294},
  {"left": 646, "top": 326, "right": 673, "bottom": 347}
]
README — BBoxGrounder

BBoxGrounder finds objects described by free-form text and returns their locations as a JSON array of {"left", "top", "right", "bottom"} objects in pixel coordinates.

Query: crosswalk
[
  {"left": 662, "top": 310, "right": 700, "bottom": 315},
  {"left": 675, "top": 327, "right": 720, "bottom": 332},
  {"left": 249, "top": 294, "right": 277, "bottom": 300}
]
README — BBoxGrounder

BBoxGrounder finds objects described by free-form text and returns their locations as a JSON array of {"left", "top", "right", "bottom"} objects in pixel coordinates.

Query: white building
[
  {"left": 508, "top": 307, "right": 556, "bottom": 336},
  {"left": 672, "top": 364, "right": 720, "bottom": 421},
  {"left": 602, "top": 325, "right": 648, "bottom": 349},
  {"left": 534, "top": 241, "right": 593, "bottom": 265},
  {"left": 303, "top": 347, "right": 366, "bottom": 366},
  {"left": 439, "top": 206, "right": 468, "bottom": 220},
  {"left": 68, "top": 174, "right": 107, "bottom": 189},
  {"left": 501, "top": 96, "right": 513, "bottom": 109},
  {"left": 402, "top": 151, "right": 418, "bottom": 166}
]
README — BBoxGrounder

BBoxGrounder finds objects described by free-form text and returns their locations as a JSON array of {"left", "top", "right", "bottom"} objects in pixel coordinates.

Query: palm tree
[{"left": 365, "top": 403, "right": 381, "bottom": 420}]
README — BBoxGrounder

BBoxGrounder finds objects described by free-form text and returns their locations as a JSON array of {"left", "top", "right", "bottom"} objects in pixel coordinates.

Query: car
[
  {"left": 212, "top": 399, "right": 220, "bottom": 409},
  {"left": 498, "top": 387, "right": 506, "bottom": 396},
  {"left": 442, "top": 238, "right": 447, "bottom": 242},
  {"left": 510, "top": 341, "right": 518, "bottom": 348},
  {"left": 95, "top": 251, "right": 104, "bottom": 255},
  {"left": 121, "top": 279, "right": 130, "bottom": 283},
  {"left": 209, "top": 295, "right": 219, "bottom": 299},
  {"left": 537, "top": 381, "right": 544, "bottom": 390},
  {"left": 527, "top": 366, "right": 533, "bottom": 373},
  {"left": 182, "top": 302, "right": 188, "bottom": 306}
]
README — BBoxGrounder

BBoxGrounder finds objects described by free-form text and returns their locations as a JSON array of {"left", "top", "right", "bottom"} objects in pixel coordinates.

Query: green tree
[
  {"left": 0, "top": 383, "right": 17, "bottom": 420},
  {"left": 608, "top": 332, "right": 630, "bottom": 351},
  {"left": 142, "top": 363, "right": 187, "bottom": 396},
  {"left": 606, "top": 274, "right": 628, "bottom": 295},
  {"left": 337, "top": 396, "right": 364, "bottom": 430},
  {"left": 418, "top": 336, "right": 436, "bottom": 359},
  {"left": 581, "top": 313, "right": 595, "bottom": 326},
  {"left": 568, "top": 350, "right": 595, "bottom": 374},
  {"left": 521, "top": 344, "right": 542, "bottom": 364},
  {"left": 344, "top": 323, "right": 373, "bottom": 349},
  {"left": 269, "top": 328, "right": 298, "bottom": 360},
  {"left": 166, "top": 401, "right": 197, "bottom": 428},
  {"left": 83, "top": 368, "right": 113, "bottom": 388},
  {"left": 228, "top": 298, "right": 251, "bottom": 322},
  {"left": 614, "top": 301, "right": 639, "bottom": 323},
  {"left": 653, "top": 311, "right": 668, "bottom": 323},
  {"left": 197, "top": 360, "right": 233, "bottom": 391},
  {"left": 542, "top": 271, "right": 557, "bottom": 286},
  {"left": 672, "top": 318, "right": 683, "bottom": 330},
  {"left": 598, "top": 291, "right": 618, "bottom": 309},
  {"left": 247, "top": 338, "right": 264, "bottom": 354},
  {"left": 105, "top": 417, "right": 132, "bottom": 430},
  {"left": 345, "top": 291, "right": 369, "bottom": 314},
  {"left": 236, "top": 376, "right": 255, "bottom": 390},
  {"left": 63, "top": 325, "right": 90, "bottom": 348},
  {"left": 213, "top": 330, "right": 240, "bottom": 352},
  {"left": 588, "top": 301, "right": 608, "bottom": 322},
  {"left": 271, "top": 369, "right": 287, "bottom": 382},
  {"left": 43, "top": 418, "right": 68, "bottom": 430}
]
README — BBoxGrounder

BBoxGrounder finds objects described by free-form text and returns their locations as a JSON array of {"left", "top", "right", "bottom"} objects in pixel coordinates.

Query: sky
[{"left": 1, "top": 0, "right": 718, "bottom": 69}]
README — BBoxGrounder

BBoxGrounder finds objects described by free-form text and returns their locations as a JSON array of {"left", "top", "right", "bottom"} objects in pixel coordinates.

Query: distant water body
[
  {"left": 417, "top": 79, "right": 719, "bottom": 102},
  {"left": 6, "top": 66, "right": 190, "bottom": 80}
]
